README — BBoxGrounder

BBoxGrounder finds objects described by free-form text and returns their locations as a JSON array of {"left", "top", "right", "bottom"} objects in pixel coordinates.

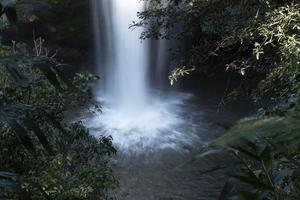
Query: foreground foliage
[
  {"left": 200, "top": 100, "right": 300, "bottom": 199},
  {"left": 0, "top": 1, "right": 117, "bottom": 199},
  {"left": 137, "top": 0, "right": 300, "bottom": 199}
]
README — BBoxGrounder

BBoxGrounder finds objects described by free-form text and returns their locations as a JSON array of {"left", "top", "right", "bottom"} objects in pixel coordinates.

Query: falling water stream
[
  {"left": 89, "top": 0, "right": 198, "bottom": 150},
  {"left": 96, "top": 1, "right": 149, "bottom": 110},
  {"left": 72, "top": 0, "right": 252, "bottom": 199}
]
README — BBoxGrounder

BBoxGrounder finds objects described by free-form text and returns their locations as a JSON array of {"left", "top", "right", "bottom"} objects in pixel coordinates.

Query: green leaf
[
  {"left": 197, "top": 148, "right": 223, "bottom": 158},
  {"left": 25, "top": 180, "right": 50, "bottom": 200},
  {"left": 213, "top": 116, "right": 300, "bottom": 148},
  {"left": 1, "top": 103, "right": 66, "bottom": 134},
  {"left": 259, "top": 146, "right": 272, "bottom": 170},
  {"left": 226, "top": 173, "right": 273, "bottom": 190},
  {"left": 53, "top": 66, "right": 75, "bottom": 90},
  {"left": 0, "top": 114, "right": 36, "bottom": 156},
  {"left": 0, "top": 172, "right": 30, "bottom": 200},
  {"left": 34, "top": 61, "right": 63, "bottom": 90},
  {"left": 235, "top": 189, "right": 259, "bottom": 200},
  {"left": 22, "top": 118, "right": 54, "bottom": 155},
  {"left": 0, "top": 172, "right": 48, "bottom": 199},
  {"left": 199, "top": 166, "right": 227, "bottom": 175},
  {"left": 233, "top": 146, "right": 259, "bottom": 160},
  {"left": 4, "top": 62, "right": 29, "bottom": 88},
  {"left": 38, "top": 108, "right": 66, "bottom": 134},
  {"left": 0, "top": 179, "right": 22, "bottom": 196},
  {"left": 219, "top": 181, "right": 234, "bottom": 200}
]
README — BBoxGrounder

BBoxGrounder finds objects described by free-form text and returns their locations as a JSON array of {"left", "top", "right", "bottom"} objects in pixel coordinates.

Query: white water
[
  {"left": 85, "top": 2, "right": 249, "bottom": 199},
  {"left": 93, "top": 0, "right": 149, "bottom": 111},
  {"left": 85, "top": 92, "right": 197, "bottom": 150},
  {"left": 90, "top": 0, "right": 197, "bottom": 150}
]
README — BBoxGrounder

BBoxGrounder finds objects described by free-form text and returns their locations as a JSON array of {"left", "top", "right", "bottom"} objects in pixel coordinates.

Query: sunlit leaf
[{"left": 213, "top": 116, "right": 300, "bottom": 148}]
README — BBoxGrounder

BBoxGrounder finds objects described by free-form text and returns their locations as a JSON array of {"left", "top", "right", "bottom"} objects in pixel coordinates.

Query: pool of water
[{"left": 73, "top": 90, "right": 252, "bottom": 200}]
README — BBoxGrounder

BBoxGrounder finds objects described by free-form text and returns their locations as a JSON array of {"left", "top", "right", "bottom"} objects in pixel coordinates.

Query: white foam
[{"left": 83, "top": 93, "right": 198, "bottom": 151}]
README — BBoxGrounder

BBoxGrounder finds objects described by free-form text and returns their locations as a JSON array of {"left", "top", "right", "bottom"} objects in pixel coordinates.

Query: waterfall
[
  {"left": 92, "top": 0, "right": 149, "bottom": 114},
  {"left": 89, "top": 0, "right": 196, "bottom": 150}
]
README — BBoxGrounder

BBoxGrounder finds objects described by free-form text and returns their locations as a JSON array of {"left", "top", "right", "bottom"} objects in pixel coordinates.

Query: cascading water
[
  {"left": 88, "top": 0, "right": 197, "bottom": 150},
  {"left": 73, "top": 1, "right": 249, "bottom": 199},
  {"left": 92, "top": 0, "right": 148, "bottom": 111}
]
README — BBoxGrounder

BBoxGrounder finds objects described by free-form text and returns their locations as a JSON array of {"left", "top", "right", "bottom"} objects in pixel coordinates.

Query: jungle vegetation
[
  {"left": 0, "top": 0, "right": 117, "bottom": 199},
  {"left": 134, "top": 0, "right": 300, "bottom": 199},
  {"left": 0, "top": 0, "right": 299, "bottom": 200}
]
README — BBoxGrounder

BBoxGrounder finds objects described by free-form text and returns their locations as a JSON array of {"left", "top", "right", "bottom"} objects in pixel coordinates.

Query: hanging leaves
[
  {"left": 3, "top": 60, "right": 30, "bottom": 88},
  {"left": 0, "top": 112, "right": 54, "bottom": 156}
]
